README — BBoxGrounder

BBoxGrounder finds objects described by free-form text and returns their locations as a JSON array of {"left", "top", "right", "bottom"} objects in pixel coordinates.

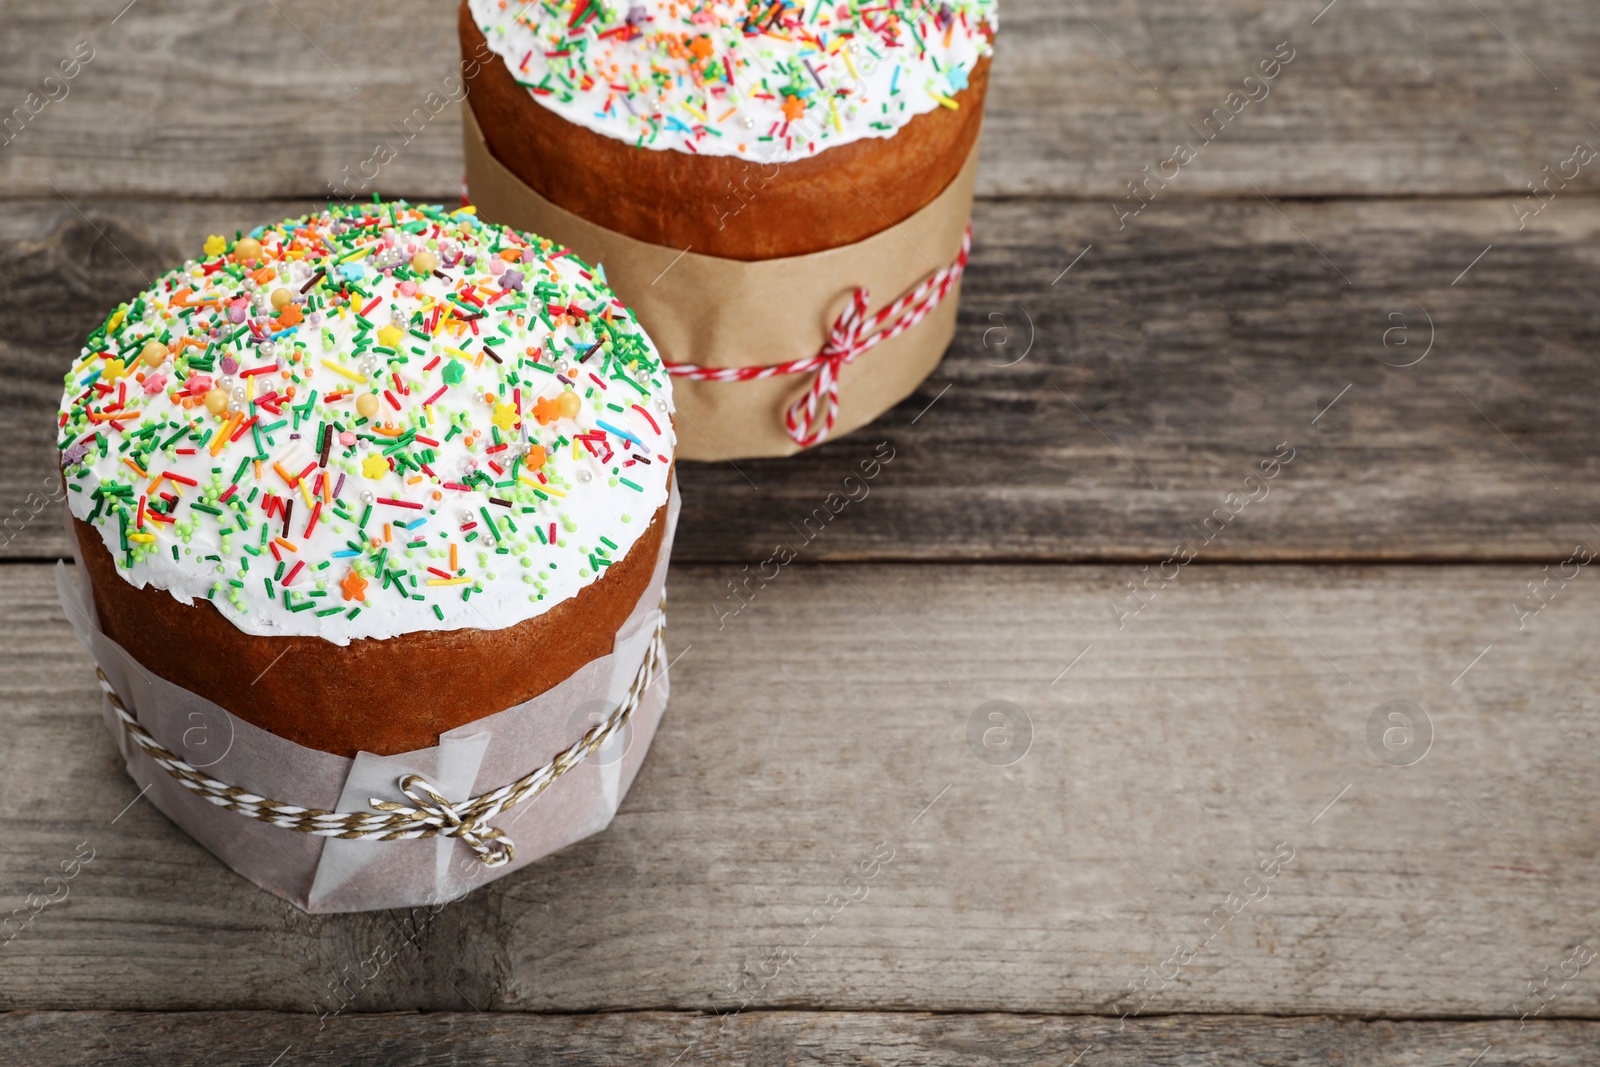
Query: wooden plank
[
  {"left": 4, "top": 196, "right": 1597, "bottom": 562},
  {"left": 2, "top": 561, "right": 1597, "bottom": 1016},
  {"left": 1, "top": 0, "right": 1597, "bottom": 200},
  {"left": 0, "top": 1010, "right": 1592, "bottom": 1066}
]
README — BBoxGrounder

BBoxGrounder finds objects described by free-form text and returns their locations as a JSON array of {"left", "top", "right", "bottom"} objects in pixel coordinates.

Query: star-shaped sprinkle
[{"left": 340, "top": 570, "right": 368, "bottom": 602}]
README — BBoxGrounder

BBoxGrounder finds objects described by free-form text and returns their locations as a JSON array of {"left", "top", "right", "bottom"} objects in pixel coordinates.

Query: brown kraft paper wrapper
[
  {"left": 462, "top": 104, "right": 978, "bottom": 460},
  {"left": 57, "top": 481, "right": 679, "bottom": 914}
]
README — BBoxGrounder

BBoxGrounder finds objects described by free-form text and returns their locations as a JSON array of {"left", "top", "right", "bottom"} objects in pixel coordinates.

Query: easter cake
[
  {"left": 459, "top": 0, "right": 997, "bottom": 260},
  {"left": 58, "top": 200, "right": 676, "bottom": 758}
]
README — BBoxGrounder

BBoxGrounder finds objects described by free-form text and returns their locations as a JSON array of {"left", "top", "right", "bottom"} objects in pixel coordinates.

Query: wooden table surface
[{"left": 3, "top": 1, "right": 1598, "bottom": 1063}]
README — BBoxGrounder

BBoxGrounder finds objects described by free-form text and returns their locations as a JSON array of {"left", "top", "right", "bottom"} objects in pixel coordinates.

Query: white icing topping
[
  {"left": 467, "top": 0, "right": 996, "bottom": 161},
  {"left": 58, "top": 202, "right": 675, "bottom": 645}
]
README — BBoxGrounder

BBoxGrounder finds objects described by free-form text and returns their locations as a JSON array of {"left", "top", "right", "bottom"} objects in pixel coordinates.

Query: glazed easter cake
[
  {"left": 459, "top": 0, "right": 994, "bottom": 457},
  {"left": 461, "top": 0, "right": 996, "bottom": 259},
  {"left": 59, "top": 200, "right": 677, "bottom": 760}
]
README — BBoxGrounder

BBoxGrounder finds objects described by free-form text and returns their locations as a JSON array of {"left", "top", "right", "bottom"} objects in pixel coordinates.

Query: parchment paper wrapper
[
  {"left": 57, "top": 481, "right": 679, "bottom": 914},
  {"left": 463, "top": 104, "right": 977, "bottom": 460}
]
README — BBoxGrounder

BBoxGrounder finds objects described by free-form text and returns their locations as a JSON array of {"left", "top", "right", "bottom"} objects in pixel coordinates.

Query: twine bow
[
  {"left": 665, "top": 224, "right": 971, "bottom": 449},
  {"left": 370, "top": 774, "right": 515, "bottom": 867}
]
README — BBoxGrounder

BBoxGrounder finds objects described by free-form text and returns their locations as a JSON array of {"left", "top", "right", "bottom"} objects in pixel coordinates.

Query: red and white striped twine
[{"left": 665, "top": 224, "right": 972, "bottom": 449}]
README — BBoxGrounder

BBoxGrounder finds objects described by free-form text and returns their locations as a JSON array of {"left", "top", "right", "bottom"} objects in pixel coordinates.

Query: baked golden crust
[
  {"left": 76, "top": 497, "right": 668, "bottom": 758},
  {"left": 459, "top": 0, "right": 990, "bottom": 261}
]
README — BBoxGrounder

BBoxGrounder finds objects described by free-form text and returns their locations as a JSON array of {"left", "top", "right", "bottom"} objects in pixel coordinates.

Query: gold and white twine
[{"left": 100, "top": 605, "right": 667, "bottom": 868}]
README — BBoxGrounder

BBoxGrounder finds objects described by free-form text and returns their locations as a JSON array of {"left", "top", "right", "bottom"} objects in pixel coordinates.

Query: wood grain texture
[
  {"left": 1, "top": 0, "right": 1597, "bottom": 200},
  {"left": 0, "top": 1010, "right": 1592, "bottom": 1066},
  {"left": 2, "top": 561, "right": 1596, "bottom": 1016},
  {"left": 4, "top": 195, "right": 1597, "bottom": 563}
]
